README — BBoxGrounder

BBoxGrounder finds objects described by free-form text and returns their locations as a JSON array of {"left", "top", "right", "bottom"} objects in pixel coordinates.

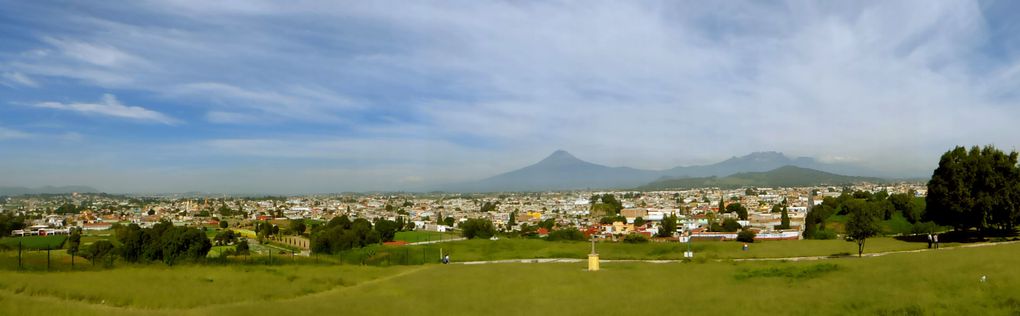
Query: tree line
[
  {"left": 98, "top": 221, "right": 214, "bottom": 266},
  {"left": 309, "top": 215, "right": 401, "bottom": 254}
]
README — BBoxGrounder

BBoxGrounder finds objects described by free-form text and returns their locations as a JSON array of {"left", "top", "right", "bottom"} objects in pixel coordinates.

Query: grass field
[
  {"left": 394, "top": 231, "right": 460, "bottom": 243},
  {"left": 0, "top": 235, "right": 67, "bottom": 250},
  {"left": 0, "top": 241, "right": 1017, "bottom": 315},
  {"left": 403, "top": 236, "right": 953, "bottom": 261}
]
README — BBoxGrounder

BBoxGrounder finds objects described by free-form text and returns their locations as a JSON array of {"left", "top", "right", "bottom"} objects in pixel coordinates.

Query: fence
[{"left": 0, "top": 239, "right": 447, "bottom": 271}]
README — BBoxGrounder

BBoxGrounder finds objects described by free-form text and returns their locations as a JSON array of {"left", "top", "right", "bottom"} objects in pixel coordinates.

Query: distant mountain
[
  {"left": 664, "top": 151, "right": 879, "bottom": 178},
  {"left": 638, "top": 165, "right": 885, "bottom": 190},
  {"left": 439, "top": 150, "right": 891, "bottom": 193},
  {"left": 445, "top": 150, "right": 662, "bottom": 192},
  {"left": 0, "top": 185, "right": 100, "bottom": 196}
]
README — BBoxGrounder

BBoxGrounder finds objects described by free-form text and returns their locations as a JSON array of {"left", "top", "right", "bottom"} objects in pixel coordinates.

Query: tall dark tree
[
  {"left": 66, "top": 228, "right": 82, "bottom": 258},
  {"left": 289, "top": 219, "right": 306, "bottom": 236},
  {"left": 779, "top": 205, "right": 791, "bottom": 230},
  {"left": 927, "top": 146, "right": 1020, "bottom": 232},
  {"left": 658, "top": 214, "right": 678, "bottom": 237}
]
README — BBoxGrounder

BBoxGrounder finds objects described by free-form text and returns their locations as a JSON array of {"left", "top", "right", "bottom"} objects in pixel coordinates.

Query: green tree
[
  {"left": 779, "top": 205, "right": 791, "bottom": 229},
  {"left": 537, "top": 218, "right": 556, "bottom": 230},
  {"left": 658, "top": 214, "right": 677, "bottom": 237},
  {"left": 289, "top": 219, "right": 306, "bottom": 236},
  {"left": 219, "top": 220, "right": 228, "bottom": 229},
  {"left": 214, "top": 230, "right": 237, "bottom": 245},
  {"left": 722, "top": 217, "right": 738, "bottom": 232},
  {"left": 737, "top": 230, "right": 756, "bottom": 243},
  {"left": 235, "top": 239, "right": 250, "bottom": 256},
  {"left": 373, "top": 219, "right": 399, "bottom": 242},
  {"left": 66, "top": 228, "right": 82, "bottom": 257},
  {"left": 546, "top": 227, "right": 586, "bottom": 241},
  {"left": 83, "top": 240, "right": 115, "bottom": 266},
  {"left": 926, "top": 146, "right": 1020, "bottom": 232},
  {"left": 443, "top": 216, "right": 455, "bottom": 227},
  {"left": 0, "top": 213, "right": 26, "bottom": 234},
  {"left": 633, "top": 217, "right": 646, "bottom": 227},
  {"left": 623, "top": 233, "right": 649, "bottom": 243},
  {"left": 725, "top": 203, "right": 749, "bottom": 220},
  {"left": 507, "top": 210, "right": 517, "bottom": 229},
  {"left": 461, "top": 218, "right": 496, "bottom": 239},
  {"left": 845, "top": 199, "right": 883, "bottom": 257}
]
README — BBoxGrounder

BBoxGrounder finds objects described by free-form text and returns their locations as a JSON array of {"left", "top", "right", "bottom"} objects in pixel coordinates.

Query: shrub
[
  {"left": 460, "top": 218, "right": 496, "bottom": 239},
  {"left": 623, "top": 234, "right": 649, "bottom": 244},
  {"left": 546, "top": 228, "right": 586, "bottom": 241},
  {"left": 812, "top": 229, "right": 838, "bottom": 240},
  {"left": 910, "top": 221, "right": 938, "bottom": 235},
  {"left": 737, "top": 230, "right": 756, "bottom": 243}
]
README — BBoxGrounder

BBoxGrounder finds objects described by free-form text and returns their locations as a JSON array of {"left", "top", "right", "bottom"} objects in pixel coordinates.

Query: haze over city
[{"left": 3, "top": 0, "right": 1020, "bottom": 193}]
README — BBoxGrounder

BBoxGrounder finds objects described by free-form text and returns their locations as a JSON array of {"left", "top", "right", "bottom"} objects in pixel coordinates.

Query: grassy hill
[
  {"left": 1, "top": 241, "right": 1018, "bottom": 315},
  {"left": 637, "top": 165, "right": 885, "bottom": 190}
]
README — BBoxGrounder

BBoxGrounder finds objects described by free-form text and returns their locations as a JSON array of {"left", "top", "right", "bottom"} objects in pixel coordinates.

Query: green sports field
[{"left": 0, "top": 241, "right": 1017, "bottom": 315}]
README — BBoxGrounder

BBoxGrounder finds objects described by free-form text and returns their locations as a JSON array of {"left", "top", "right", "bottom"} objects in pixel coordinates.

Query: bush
[
  {"left": 737, "top": 230, "right": 756, "bottom": 243},
  {"left": 910, "top": 221, "right": 938, "bottom": 235},
  {"left": 83, "top": 240, "right": 116, "bottom": 264},
  {"left": 460, "top": 218, "right": 496, "bottom": 239},
  {"left": 623, "top": 234, "right": 649, "bottom": 243},
  {"left": 546, "top": 228, "right": 586, "bottom": 241},
  {"left": 811, "top": 229, "right": 838, "bottom": 240}
]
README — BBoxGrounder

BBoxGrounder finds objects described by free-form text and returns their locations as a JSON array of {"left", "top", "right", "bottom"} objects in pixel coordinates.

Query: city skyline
[{"left": 3, "top": 1, "right": 1020, "bottom": 193}]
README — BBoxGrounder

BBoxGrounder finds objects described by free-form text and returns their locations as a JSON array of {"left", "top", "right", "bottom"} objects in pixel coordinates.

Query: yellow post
[{"left": 588, "top": 253, "right": 600, "bottom": 271}]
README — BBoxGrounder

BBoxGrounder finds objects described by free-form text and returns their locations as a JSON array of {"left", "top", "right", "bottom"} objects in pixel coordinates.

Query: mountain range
[
  {"left": 445, "top": 150, "right": 888, "bottom": 192},
  {"left": 637, "top": 165, "right": 885, "bottom": 190},
  {"left": 0, "top": 185, "right": 100, "bottom": 196}
]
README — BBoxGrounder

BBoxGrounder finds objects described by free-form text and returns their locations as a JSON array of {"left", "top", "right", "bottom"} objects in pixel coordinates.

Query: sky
[{"left": 2, "top": 0, "right": 1020, "bottom": 194}]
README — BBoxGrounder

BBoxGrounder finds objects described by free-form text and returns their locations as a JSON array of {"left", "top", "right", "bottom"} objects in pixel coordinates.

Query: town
[{"left": 3, "top": 182, "right": 927, "bottom": 250}]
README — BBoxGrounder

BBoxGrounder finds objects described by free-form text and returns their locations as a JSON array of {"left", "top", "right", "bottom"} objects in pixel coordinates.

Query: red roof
[{"left": 537, "top": 227, "right": 549, "bottom": 236}]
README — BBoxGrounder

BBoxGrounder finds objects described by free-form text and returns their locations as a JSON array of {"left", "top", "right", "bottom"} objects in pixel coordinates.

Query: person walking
[
  {"left": 934, "top": 234, "right": 939, "bottom": 249},
  {"left": 927, "top": 234, "right": 933, "bottom": 249}
]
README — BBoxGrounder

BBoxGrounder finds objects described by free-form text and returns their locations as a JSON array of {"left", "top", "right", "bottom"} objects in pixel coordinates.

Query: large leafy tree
[
  {"left": 927, "top": 146, "right": 1020, "bottom": 232},
  {"left": 460, "top": 218, "right": 496, "bottom": 239},
  {"left": 724, "top": 203, "right": 749, "bottom": 220},
  {"left": 658, "top": 214, "right": 678, "bottom": 237}
]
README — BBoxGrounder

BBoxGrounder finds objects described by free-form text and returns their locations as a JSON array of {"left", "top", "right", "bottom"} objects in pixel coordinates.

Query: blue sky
[{"left": 2, "top": 0, "right": 1020, "bottom": 193}]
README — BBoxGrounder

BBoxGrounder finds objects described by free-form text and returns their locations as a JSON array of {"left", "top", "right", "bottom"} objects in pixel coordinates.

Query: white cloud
[
  {"left": 34, "top": 94, "right": 179, "bottom": 125},
  {"left": 41, "top": 37, "right": 148, "bottom": 68},
  {"left": 3, "top": 1, "right": 1020, "bottom": 191},
  {"left": 205, "top": 111, "right": 257, "bottom": 124},
  {"left": 1, "top": 72, "right": 39, "bottom": 87}
]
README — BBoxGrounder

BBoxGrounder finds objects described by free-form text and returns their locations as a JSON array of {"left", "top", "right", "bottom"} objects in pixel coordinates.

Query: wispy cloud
[
  {"left": 1, "top": 72, "right": 39, "bottom": 87},
  {"left": 34, "top": 94, "right": 180, "bottom": 125},
  {"left": 2, "top": 1, "right": 1020, "bottom": 192},
  {"left": 0, "top": 126, "right": 32, "bottom": 140}
]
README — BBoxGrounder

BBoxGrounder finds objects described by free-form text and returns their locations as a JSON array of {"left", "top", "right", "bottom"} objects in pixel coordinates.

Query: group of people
[{"left": 927, "top": 233, "right": 940, "bottom": 249}]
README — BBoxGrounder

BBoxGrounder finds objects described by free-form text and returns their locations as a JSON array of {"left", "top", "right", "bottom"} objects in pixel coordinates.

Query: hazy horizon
[{"left": 3, "top": 1, "right": 1020, "bottom": 193}]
